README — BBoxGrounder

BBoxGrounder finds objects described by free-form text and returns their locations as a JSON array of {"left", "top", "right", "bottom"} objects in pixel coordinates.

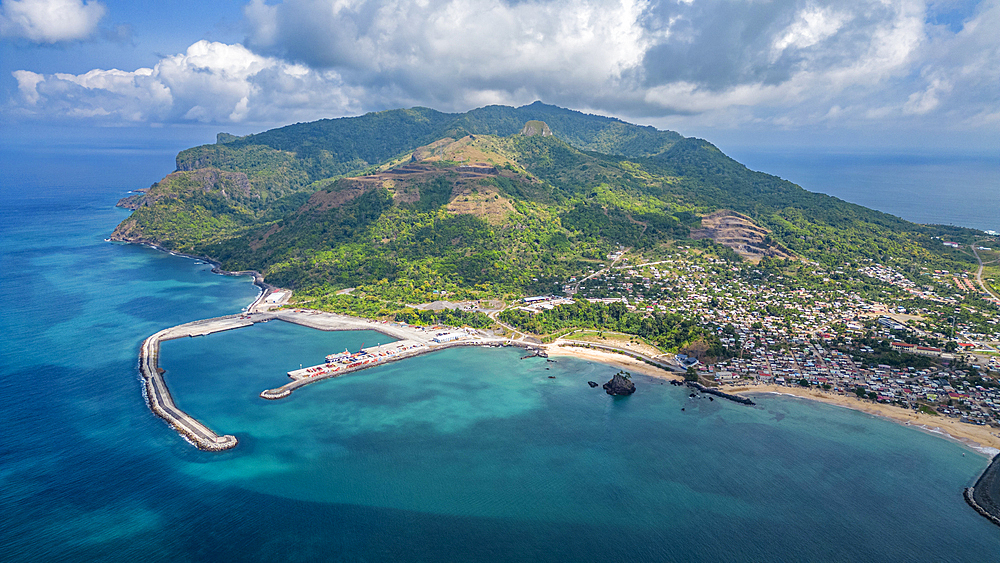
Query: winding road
[{"left": 971, "top": 244, "right": 999, "bottom": 301}]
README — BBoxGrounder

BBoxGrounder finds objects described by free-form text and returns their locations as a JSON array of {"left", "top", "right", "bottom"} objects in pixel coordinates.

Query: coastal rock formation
[
  {"left": 115, "top": 189, "right": 148, "bottom": 210},
  {"left": 685, "top": 381, "right": 755, "bottom": 405},
  {"left": 603, "top": 371, "right": 636, "bottom": 396}
]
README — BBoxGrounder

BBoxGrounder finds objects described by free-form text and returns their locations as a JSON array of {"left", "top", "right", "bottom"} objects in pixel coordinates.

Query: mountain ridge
[{"left": 111, "top": 102, "right": 985, "bottom": 312}]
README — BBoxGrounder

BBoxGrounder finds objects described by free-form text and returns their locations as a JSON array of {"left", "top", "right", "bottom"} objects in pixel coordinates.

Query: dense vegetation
[
  {"left": 112, "top": 102, "right": 989, "bottom": 322},
  {"left": 499, "top": 300, "right": 724, "bottom": 355}
]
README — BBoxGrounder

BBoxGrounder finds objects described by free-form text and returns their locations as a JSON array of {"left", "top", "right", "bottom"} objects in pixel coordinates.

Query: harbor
[
  {"left": 139, "top": 316, "right": 255, "bottom": 451},
  {"left": 138, "top": 307, "right": 542, "bottom": 447}
]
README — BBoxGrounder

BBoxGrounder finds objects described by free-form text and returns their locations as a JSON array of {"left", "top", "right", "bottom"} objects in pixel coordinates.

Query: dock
[
  {"left": 138, "top": 314, "right": 270, "bottom": 450},
  {"left": 139, "top": 308, "right": 540, "bottom": 448}
]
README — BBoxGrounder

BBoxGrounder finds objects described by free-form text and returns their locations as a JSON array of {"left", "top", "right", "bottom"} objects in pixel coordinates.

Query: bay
[{"left": 2, "top": 152, "right": 1000, "bottom": 561}]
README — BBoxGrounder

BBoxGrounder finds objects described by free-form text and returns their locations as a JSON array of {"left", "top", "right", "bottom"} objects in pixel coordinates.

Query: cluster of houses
[
  {"left": 710, "top": 343, "right": 1000, "bottom": 426},
  {"left": 551, "top": 249, "right": 1000, "bottom": 425}
]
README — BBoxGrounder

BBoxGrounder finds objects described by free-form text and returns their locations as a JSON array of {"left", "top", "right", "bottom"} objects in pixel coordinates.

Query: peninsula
[{"left": 114, "top": 102, "right": 1000, "bottom": 521}]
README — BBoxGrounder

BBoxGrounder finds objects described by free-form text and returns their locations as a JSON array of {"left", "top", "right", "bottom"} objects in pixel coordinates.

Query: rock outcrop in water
[{"left": 603, "top": 371, "right": 635, "bottom": 396}]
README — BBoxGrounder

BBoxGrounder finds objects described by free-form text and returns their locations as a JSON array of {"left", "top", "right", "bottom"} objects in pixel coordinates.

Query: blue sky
[{"left": 1, "top": 0, "right": 998, "bottom": 153}]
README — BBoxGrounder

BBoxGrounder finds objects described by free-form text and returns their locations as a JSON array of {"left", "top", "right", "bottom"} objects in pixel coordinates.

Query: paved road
[{"left": 971, "top": 244, "right": 999, "bottom": 301}]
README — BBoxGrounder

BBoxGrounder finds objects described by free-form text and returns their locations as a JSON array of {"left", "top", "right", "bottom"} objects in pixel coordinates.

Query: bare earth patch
[{"left": 691, "top": 210, "right": 793, "bottom": 261}]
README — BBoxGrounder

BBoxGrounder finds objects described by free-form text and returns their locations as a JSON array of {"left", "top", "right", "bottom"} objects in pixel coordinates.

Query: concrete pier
[
  {"left": 138, "top": 314, "right": 276, "bottom": 450},
  {"left": 258, "top": 310, "right": 539, "bottom": 399},
  {"left": 138, "top": 308, "right": 538, "bottom": 448}
]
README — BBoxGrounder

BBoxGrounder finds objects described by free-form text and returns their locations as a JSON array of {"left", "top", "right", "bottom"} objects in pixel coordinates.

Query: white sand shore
[
  {"left": 544, "top": 344, "right": 683, "bottom": 381},
  {"left": 544, "top": 343, "right": 1000, "bottom": 457}
]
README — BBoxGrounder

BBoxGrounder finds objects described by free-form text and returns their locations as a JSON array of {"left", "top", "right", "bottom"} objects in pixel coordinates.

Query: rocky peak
[{"left": 520, "top": 120, "right": 552, "bottom": 137}]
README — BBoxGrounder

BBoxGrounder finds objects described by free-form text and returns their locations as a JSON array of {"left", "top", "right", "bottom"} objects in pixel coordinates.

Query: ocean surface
[
  {"left": 727, "top": 148, "right": 1000, "bottom": 233},
  {"left": 3, "top": 149, "right": 1000, "bottom": 561}
]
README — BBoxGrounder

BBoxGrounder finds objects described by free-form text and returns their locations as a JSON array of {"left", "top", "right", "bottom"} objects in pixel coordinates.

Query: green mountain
[{"left": 111, "top": 102, "right": 983, "bottom": 310}]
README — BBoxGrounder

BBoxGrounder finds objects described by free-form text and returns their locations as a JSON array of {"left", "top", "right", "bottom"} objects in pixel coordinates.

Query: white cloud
[
  {"left": 5, "top": 0, "right": 999, "bottom": 138},
  {"left": 771, "top": 7, "right": 852, "bottom": 58},
  {"left": 9, "top": 40, "right": 360, "bottom": 123},
  {"left": 0, "top": 0, "right": 106, "bottom": 43},
  {"left": 243, "top": 0, "right": 652, "bottom": 108}
]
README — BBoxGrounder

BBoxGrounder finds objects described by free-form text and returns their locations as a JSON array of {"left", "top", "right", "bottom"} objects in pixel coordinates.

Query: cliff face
[
  {"left": 115, "top": 190, "right": 148, "bottom": 210},
  {"left": 520, "top": 120, "right": 553, "bottom": 137},
  {"left": 109, "top": 217, "right": 147, "bottom": 243}
]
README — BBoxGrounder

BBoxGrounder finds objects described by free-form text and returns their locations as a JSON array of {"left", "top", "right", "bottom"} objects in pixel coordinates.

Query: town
[{"left": 512, "top": 243, "right": 1000, "bottom": 427}]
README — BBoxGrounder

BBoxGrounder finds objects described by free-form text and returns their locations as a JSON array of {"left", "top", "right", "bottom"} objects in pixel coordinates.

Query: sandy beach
[
  {"left": 737, "top": 384, "right": 1000, "bottom": 455},
  {"left": 544, "top": 343, "right": 684, "bottom": 381},
  {"left": 544, "top": 343, "right": 1000, "bottom": 456}
]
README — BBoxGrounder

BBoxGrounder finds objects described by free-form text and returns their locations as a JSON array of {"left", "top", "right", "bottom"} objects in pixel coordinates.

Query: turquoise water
[{"left": 3, "top": 158, "right": 1000, "bottom": 560}]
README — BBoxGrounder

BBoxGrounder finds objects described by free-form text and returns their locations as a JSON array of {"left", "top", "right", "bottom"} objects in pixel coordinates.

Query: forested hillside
[{"left": 111, "top": 102, "right": 984, "bottom": 312}]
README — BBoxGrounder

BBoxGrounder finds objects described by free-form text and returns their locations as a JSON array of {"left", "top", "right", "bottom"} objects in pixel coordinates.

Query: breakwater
[
  {"left": 140, "top": 308, "right": 542, "bottom": 445},
  {"left": 138, "top": 314, "right": 267, "bottom": 450},
  {"left": 686, "top": 381, "right": 756, "bottom": 406},
  {"left": 965, "top": 453, "right": 1000, "bottom": 527}
]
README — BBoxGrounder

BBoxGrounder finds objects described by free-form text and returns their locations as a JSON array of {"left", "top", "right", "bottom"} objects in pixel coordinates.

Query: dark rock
[
  {"left": 603, "top": 372, "right": 636, "bottom": 396},
  {"left": 685, "top": 381, "right": 755, "bottom": 406},
  {"left": 588, "top": 381, "right": 599, "bottom": 388}
]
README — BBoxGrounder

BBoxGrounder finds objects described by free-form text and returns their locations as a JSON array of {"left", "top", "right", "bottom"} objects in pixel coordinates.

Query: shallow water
[{"left": 2, "top": 170, "right": 1000, "bottom": 561}]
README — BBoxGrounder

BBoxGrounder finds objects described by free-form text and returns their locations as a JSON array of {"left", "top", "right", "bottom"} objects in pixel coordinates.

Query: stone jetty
[
  {"left": 139, "top": 308, "right": 537, "bottom": 448},
  {"left": 965, "top": 453, "right": 1000, "bottom": 527},
  {"left": 138, "top": 315, "right": 263, "bottom": 450},
  {"left": 685, "top": 381, "right": 756, "bottom": 406}
]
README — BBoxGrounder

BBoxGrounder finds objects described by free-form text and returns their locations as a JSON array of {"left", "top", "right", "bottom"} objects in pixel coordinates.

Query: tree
[{"left": 685, "top": 366, "right": 699, "bottom": 382}]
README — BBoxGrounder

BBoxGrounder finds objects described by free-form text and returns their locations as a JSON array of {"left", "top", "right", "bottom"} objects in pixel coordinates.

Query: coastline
[
  {"left": 115, "top": 239, "right": 1000, "bottom": 460},
  {"left": 109, "top": 238, "right": 273, "bottom": 301},
  {"left": 544, "top": 343, "right": 1000, "bottom": 457},
  {"left": 543, "top": 343, "right": 683, "bottom": 381},
  {"left": 734, "top": 383, "right": 1000, "bottom": 456}
]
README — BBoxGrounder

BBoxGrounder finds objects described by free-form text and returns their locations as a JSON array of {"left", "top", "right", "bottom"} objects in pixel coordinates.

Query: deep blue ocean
[
  {"left": 728, "top": 148, "right": 1000, "bottom": 233},
  {"left": 2, "top": 146, "right": 1000, "bottom": 561}
]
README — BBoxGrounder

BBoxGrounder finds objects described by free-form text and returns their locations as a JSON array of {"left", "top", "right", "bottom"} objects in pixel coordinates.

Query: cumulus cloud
[
  {"left": 243, "top": 0, "right": 653, "bottom": 110},
  {"left": 10, "top": 40, "right": 360, "bottom": 123},
  {"left": 236, "top": 0, "right": 997, "bottom": 129},
  {"left": 0, "top": 0, "right": 106, "bottom": 43},
  {"left": 6, "top": 0, "right": 999, "bottom": 134}
]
